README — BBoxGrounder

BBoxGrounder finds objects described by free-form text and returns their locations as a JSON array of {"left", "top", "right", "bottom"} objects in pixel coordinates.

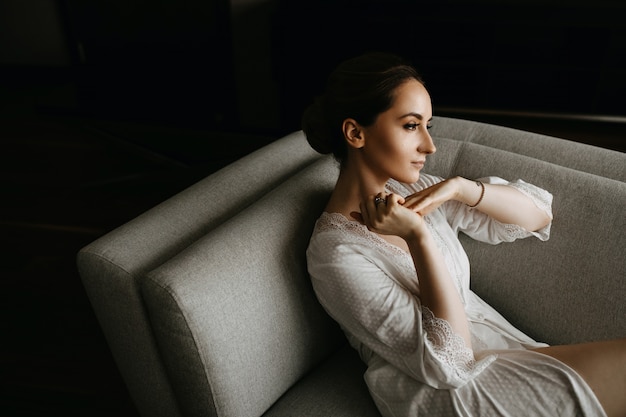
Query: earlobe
[{"left": 342, "top": 118, "right": 365, "bottom": 149}]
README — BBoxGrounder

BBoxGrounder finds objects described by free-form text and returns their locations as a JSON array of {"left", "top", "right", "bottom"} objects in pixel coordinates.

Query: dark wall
[
  {"left": 1, "top": 0, "right": 236, "bottom": 128},
  {"left": 2, "top": 0, "right": 625, "bottom": 135},
  {"left": 271, "top": 0, "right": 626, "bottom": 133},
  {"left": 62, "top": 0, "right": 236, "bottom": 126},
  {"left": 0, "top": 1, "right": 71, "bottom": 67}
]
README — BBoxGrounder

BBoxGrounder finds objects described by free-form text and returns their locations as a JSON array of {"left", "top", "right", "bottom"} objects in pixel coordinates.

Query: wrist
[
  {"left": 466, "top": 180, "right": 485, "bottom": 208},
  {"left": 403, "top": 224, "right": 433, "bottom": 247},
  {"left": 405, "top": 230, "right": 439, "bottom": 260},
  {"left": 456, "top": 177, "right": 485, "bottom": 207}
]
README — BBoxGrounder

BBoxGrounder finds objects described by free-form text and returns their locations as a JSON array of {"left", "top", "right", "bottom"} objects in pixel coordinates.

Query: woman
[{"left": 303, "top": 52, "right": 626, "bottom": 417}]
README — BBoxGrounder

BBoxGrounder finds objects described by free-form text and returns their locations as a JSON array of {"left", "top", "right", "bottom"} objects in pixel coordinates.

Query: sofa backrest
[
  {"left": 76, "top": 131, "right": 324, "bottom": 417},
  {"left": 140, "top": 157, "right": 345, "bottom": 417},
  {"left": 138, "top": 132, "right": 625, "bottom": 417},
  {"left": 424, "top": 137, "right": 626, "bottom": 345},
  {"left": 430, "top": 116, "right": 626, "bottom": 181}
]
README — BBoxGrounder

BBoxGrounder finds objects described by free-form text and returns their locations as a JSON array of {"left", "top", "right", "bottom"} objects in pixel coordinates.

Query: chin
[{"left": 395, "top": 172, "right": 421, "bottom": 184}]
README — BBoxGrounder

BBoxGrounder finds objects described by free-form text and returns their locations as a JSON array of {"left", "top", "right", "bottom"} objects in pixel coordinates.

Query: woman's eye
[
  {"left": 427, "top": 123, "right": 433, "bottom": 130},
  {"left": 405, "top": 123, "right": 419, "bottom": 131}
]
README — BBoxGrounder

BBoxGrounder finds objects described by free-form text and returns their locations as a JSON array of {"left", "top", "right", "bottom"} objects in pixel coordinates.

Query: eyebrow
[{"left": 399, "top": 112, "right": 433, "bottom": 121}]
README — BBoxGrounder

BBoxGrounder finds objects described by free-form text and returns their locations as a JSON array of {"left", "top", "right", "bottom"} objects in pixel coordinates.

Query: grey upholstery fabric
[
  {"left": 430, "top": 116, "right": 626, "bottom": 181},
  {"left": 77, "top": 131, "right": 323, "bottom": 417},
  {"left": 437, "top": 141, "right": 625, "bottom": 345},
  {"left": 77, "top": 118, "right": 626, "bottom": 417},
  {"left": 141, "top": 158, "right": 345, "bottom": 417},
  {"left": 263, "top": 345, "right": 379, "bottom": 417}
]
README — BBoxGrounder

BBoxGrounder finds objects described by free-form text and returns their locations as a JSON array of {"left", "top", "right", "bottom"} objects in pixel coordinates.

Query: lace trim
[
  {"left": 317, "top": 207, "right": 467, "bottom": 299},
  {"left": 498, "top": 181, "right": 553, "bottom": 240},
  {"left": 503, "top": 222, "right": 532, "bottom": 240},
  {"left": 422, "top": 306, "right": 493, "bottom": 380},
  {"left": 316, "top": 213, "right": 406, "bottom": 257},
  {"left": 317, "top": 212, "right": 495, "bottom": 380},
  {"left": 316, "top": 212, "right": 416, "bottom": 275},
  {"left": 508, "top": 181, "right": 553, "bottom": 219}
]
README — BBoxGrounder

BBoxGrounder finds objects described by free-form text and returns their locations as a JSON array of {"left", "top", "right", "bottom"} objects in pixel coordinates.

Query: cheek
[
  {"left": 374, "top": 128, "right": 405, "bottom": 155},
  {"left": 374, "top": 141, "right": 405, "bottom": 166},
  {"left": 364, "top": 126, "right": 409, "bottom": 164}
]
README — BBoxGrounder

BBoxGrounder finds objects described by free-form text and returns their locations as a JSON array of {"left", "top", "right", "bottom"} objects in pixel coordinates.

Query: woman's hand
[
  {"left": 402, "top": 178, "right": 462, "bottom": 216},
  {"left": 357, "top": 192, "right": 428, "bottom": 240},
  {"left": 357, "top": 190, "right": 474, "bottom": 350},
  {"left": 405, "top": 177, "right": 552, "bottom": 232}
]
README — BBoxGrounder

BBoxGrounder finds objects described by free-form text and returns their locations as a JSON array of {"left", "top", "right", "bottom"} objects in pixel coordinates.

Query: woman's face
[{"left": 360, "top": 79, "right": 436, "bottom": 184}]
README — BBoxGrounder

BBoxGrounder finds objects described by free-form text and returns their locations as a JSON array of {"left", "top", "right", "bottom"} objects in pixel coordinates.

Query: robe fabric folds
[{"left": 306, "top": 174, "right": 605, "bottom": 417}]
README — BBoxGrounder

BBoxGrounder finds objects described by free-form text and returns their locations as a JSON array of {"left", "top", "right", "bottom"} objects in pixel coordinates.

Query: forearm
[
  {"left": 454, "top": 177, "right": 551, "bottom": 232},
  {"left": 406, "top": 232, "right": 472, "bottom": 349}
]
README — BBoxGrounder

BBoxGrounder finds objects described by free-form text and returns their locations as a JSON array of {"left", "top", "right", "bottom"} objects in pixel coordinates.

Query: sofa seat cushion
[{"left": 263, "top": 344, "right": 381, "bottom": 417}]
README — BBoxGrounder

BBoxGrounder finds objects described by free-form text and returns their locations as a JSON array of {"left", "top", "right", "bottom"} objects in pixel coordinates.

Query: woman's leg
[{"left": 532, "top": 338, "right": 626, "bottom": 417}]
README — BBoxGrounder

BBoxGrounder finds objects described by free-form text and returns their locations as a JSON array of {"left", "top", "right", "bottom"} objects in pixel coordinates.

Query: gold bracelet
[{"left": 467, "top": 180, "right": 485, "bottom": 208}]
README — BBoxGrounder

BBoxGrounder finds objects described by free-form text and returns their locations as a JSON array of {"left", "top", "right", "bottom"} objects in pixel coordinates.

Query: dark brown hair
[{"left": 301, "top": 52, "right": 423, "bottom": 161}]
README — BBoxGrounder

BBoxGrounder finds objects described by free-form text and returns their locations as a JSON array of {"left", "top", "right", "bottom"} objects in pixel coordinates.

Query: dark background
[{"left": 1, "top": 1, "right": 625, "bottom": 416}]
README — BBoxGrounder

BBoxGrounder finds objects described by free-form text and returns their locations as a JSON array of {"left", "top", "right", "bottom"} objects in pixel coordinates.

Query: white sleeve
[
  {"left": 444, "top": 176, "right": 553, "bottom": 244},
  {"left": 307, "top": 234, "right": 495, "bottom": 389}
]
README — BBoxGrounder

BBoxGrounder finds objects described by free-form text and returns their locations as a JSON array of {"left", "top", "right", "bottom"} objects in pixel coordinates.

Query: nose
[{"left": 418, "top": 129, "right": 436, "bottom": 154}]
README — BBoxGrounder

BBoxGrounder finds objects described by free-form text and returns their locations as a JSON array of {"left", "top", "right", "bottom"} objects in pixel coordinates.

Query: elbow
[
  {"left": 531, "top": 211, "right": 552, "bottom": 232},
  {"left": 520, "top": 205, "right": 552, "bottom": 233}
]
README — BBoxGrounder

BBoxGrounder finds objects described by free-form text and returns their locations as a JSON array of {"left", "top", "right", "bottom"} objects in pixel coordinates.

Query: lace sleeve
[
  {"left": 508, "top": 179, "right": 553, "bottom": 220},
  {"left": 504, "top": 179, "right": 553, "bottom": 241},
  {"left": 307, "top": 213, "right": 496, "bottom": 389},
  {"left": 445, "top": 177, "right": 553, "bottom": 244},
  {"left": 421, "top": 306, "right": 495, "bottom": 386}
]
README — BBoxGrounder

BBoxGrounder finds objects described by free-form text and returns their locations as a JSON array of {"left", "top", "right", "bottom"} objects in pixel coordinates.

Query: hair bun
[
  {"left": 301, "top": 52, "right": 422, "bottom": 162},
  {"left": 301, "top": 96, "right": 334, "bottom": 155}
]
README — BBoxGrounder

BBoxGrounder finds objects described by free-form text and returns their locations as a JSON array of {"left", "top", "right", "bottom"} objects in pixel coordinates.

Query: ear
[{"left": 342, "top": 118, "right": 365, "bottom": 149}]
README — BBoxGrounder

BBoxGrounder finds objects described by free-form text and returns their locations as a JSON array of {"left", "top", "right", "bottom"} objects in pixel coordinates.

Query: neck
[{"left": 325, "top": 158, "right": 389, "bottom": 216}]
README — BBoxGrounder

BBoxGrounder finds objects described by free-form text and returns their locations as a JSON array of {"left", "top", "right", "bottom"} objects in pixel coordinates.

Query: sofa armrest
[{"left": 77, "top": 131, "right": 321, "bottom": 417}]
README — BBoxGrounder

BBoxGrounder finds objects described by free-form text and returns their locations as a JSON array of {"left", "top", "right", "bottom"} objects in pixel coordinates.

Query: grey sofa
[{"left": 77, "top": 117, "right": 626, "bottom": 417}]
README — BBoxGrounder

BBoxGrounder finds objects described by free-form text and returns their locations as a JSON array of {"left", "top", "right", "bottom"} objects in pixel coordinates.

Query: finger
[
  {"left": 374, "top": 192, "right": 388, "bottom": 209},
  {"left": 403, "top": 191, "right": 434, "bottom": 211},
  {"left": 359, "top": 200, "right": 371, "bottom": 227},
  {"left": 369, "top": 195, "right": 380, "bottom": 226},
  {"left": 374, "top": 193, "right": 390, "bottom": 223},
  {"left": 386, "top": 193, "right": 404, "bottom": 206},
  {"left": 411, "top": 197, "right": 432, "bottom": 213},
  {"left": 402, "top": 191, "right": 427, "bottom": 209},
  {"left": 350, "top": 211, "right": 364, "bottom": 224}
]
